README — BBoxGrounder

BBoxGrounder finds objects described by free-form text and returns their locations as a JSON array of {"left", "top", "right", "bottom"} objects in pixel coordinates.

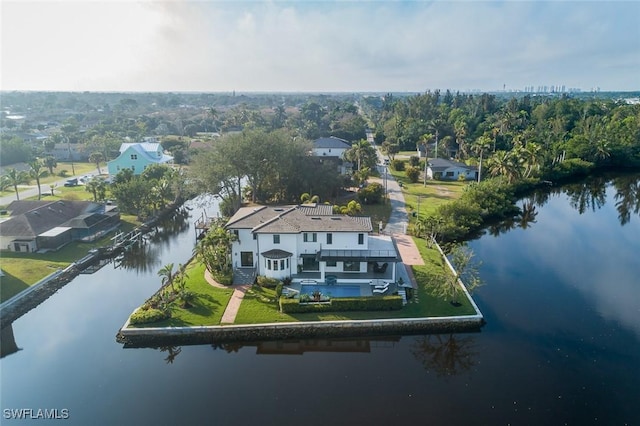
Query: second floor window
[
  {"left": 304, "top": 233, "right": 317, "bottom": 242},
  {"left": 273, "top": 235, "right": 280, "bottom": 244},
  {"left": 358, "top": 233, "right": 364, "bottom": 245},
  {"left": 131, "top": 154, "right": 137, "bottom": 160},
  {"left": 326, "top": 233, "right": 333, "bottom": 244}
]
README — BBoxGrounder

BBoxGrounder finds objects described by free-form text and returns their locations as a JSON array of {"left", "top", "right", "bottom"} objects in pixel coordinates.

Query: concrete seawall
[{"left": 117, "top": 314, "right": 484, "bottom": 347}]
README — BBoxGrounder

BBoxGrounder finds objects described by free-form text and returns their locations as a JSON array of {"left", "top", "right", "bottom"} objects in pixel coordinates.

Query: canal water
[{"left": 1, "top": 177, "right": 639, "bottom": 425}]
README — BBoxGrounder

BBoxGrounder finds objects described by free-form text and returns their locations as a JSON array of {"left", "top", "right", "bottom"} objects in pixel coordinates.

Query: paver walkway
[{"left": 204, "top": 269, "right": 250, "bottom": 323}]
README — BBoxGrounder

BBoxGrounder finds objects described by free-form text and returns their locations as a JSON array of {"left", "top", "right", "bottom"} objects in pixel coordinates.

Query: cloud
[{"left": 1, "top": 0, "right": 638, "bottom": 92}]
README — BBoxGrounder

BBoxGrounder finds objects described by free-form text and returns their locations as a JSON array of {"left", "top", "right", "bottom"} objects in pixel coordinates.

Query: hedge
[
  {"left": 280, "top": 296, "right": 403, "bottom": 314},
  {"left": 129, "top": 308, "right": 170, "bottom": 325}
]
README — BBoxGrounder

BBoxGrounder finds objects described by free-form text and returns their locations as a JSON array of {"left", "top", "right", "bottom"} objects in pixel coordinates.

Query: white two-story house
[
  {"left": 225, "top": 204, "right": 399, "bottom": 285},
  {"left": 312, "top": 136, "right": 352, "bottom": 174}
]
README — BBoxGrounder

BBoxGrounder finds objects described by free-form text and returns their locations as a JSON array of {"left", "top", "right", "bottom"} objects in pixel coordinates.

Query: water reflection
[
  {"left": 112, "top": 208, "right": 191, "bottom": 274},
  {"left": 0, "top": 324, "right": 20, "bottom": 358},
  {"left": 542, "top": 173, "right": 639, "bottom": 225},
  {"left": 487, "top": 173, "right": 640, "bottom": 238},
  {"left": 612, "top": 174, "right": 640, "bottom": 225},
  {"left": 410, "top": 334, "right": 478, "bottom": 378}
]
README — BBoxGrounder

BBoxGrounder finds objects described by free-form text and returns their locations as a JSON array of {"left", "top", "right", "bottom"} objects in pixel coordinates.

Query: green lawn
[
  {"left": 0, "top": 217, "right": 138, "bottom": 302},
  {"left": 130, "top": 263, "right": 234, "bottom": 327},
  {"left": 389, "top": 168, "right": 468, "bottom": 221}
]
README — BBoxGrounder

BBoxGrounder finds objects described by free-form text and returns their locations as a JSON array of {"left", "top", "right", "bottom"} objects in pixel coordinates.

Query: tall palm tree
[
  {"left": 44, "top": 155, "right": 57, "bottom": 174},
  {"left": 472, "top": 135, "right": 493, "bottom": 183},
  {"left": 88, "top": 152, "right": 104, "bottom": 174},
  {"left": 5, "top": 168, "right": 30, "bottom": 201},
  {"left": 28, "top": 160, "right": 47, "bottom": 200}
]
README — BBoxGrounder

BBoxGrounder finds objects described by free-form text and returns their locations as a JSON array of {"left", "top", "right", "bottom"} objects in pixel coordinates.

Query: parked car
[{"left": 64, "top": 178, "right": 78, "bottom": 187}]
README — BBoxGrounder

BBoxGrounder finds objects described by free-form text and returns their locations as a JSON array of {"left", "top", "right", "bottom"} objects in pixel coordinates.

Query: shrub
[
  {"left": 57, "top": 170, "right": 69, "bottom": 177},
  {"left": 544, "top": 158, "right": 595, "bottom": 181},
  {"left": 391, "top": 159, "right": 405, "bottom": 171},
  {"left": 405, "top": 166, "right": 421, "bottom": 183},
  {"left": 257, "top": 275, "right": 281, "bottom": 288},
  {"left": 212, "top": 271, "right": 233, "bottom": 286},
  {"left": 357, "top": 182, "right": 385, "bottom": 204},
  {"left": 409, "top": 156, "right": 420, "bottom": 167},
  {"left": 129, "top": 308, "right": 170, "bottom": 325},
  {"left": 275, "top": 283, "right": 283, "bottom": 298}
]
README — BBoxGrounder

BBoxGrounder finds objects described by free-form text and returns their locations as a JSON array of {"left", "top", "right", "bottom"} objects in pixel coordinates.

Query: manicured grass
[
  {"left": 131, "top": 263, "right": 234, "bottom": 327},
  {"left": 389, "top": 168, "right": 468, "bottom": 221}
]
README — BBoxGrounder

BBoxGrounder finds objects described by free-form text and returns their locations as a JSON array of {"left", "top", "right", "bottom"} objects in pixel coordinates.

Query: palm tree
[
  {"left": 487, "top": 150, "right": 520, "bottom": 183},
  {"left": 88, "top": 152, "right": 104, "bottom": 174},
  {"left": 158, "top": 263, "right": 175, "bottom": 292},
  {"left": 472, "top": 135, "right": 492, "bottom": 183},
  {"left": 345, "top": 139, "right": 369, "bottom": 171},
  {"left": 419, "top": 133, "right": 434, "bottom": 186},
  {"left": 44, "top": 155, "right": 57, "bottom": 175},
  {"left": 28, "top": 160, "right": 47, "bottom": 200},
  {"left": 5, "top": 168, "right": 30, "bottom": 201},
  {"left": 85, "top": 178, "right": 106, "bottom": 202}
]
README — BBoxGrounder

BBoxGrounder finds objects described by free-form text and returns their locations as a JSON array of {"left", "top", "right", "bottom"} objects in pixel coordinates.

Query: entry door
[{"left": 240, "top": 252, "right": 254, "bottom": 267}]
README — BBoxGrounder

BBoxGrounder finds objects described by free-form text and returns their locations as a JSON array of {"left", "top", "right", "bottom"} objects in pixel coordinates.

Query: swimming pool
[{"left": 299, "top": 284, "right": 361, "bottom": 298}]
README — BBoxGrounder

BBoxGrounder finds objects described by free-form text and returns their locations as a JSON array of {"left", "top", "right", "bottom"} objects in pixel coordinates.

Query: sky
[{"left": 1, "top": 0, "right": 639, "bottom": 93}]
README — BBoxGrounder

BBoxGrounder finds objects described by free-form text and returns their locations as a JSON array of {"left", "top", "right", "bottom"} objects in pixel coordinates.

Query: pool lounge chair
[{"left": 373, "top": 286, "right": 389, "bottom": 294}]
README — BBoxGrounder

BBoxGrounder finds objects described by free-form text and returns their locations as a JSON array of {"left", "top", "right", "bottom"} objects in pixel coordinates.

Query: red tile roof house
[{"left": 0, "top": 200, "right": 120, "bottom": 252}]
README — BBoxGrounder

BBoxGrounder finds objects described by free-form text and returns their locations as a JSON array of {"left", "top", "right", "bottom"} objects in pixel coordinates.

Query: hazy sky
[{"left": 2, "top": 0, "right": 639, "bottom": 92}]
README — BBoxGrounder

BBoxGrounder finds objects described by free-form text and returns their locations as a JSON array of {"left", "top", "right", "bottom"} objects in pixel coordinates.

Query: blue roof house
[{"left": 107, "top": 142, "right": 173, "bottom": 176}]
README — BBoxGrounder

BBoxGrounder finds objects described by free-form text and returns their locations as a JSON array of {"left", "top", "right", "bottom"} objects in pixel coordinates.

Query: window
[
  {"left": 280, "top": 259, "right": 285, "bottom": 270},
  {"left": 304, "top": 233, "right": 317, "bottom": 242},
  {"left": 326, "top": 233, "right": 333, "bottom": 245},
  {"left": 286, "top": 259, "right": 289, "bottom": 268},
  {"left": 326, "top": 260, "right": 337, "bottom": 267},
  {"left": 446, "top": 171, "right": 454, "bottom": 177},
  {"left": 358, "top": 233, "right": 364, "bottom": 245},
  {"left": 131, "top": 154, "right": 137, "bottom": 160},
  {"left": 273, "top": 234, "right": 280, "bottom": 244},
  {"left": 267, "top": 259, "right": 272, "bottom": 270},
  {"left": 273, "top": 260, "right": 279, "bottom": 271}
]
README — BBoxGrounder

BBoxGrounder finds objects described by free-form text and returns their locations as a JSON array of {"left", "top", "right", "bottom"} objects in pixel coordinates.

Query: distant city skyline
[{"left": 2, "top": 1, "right": 639, "bottom": 93}]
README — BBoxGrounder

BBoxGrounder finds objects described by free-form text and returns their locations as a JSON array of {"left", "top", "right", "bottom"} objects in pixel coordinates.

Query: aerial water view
[{"left": 1, "top": 1, "right": 639, "bottom": 425}]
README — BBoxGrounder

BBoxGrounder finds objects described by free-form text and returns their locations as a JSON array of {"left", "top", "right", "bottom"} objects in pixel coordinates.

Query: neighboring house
[
  {"left": 312, "top": 136, "right": 352, "bottom": 174},
  {"left": 225, "top": 203, "right": 399, "bottom": 284},
  {"left": 45, "top": 143, "right": 88, "bottom": 161},
  {"left": 107, "top": 142, "right": 173, "bottom": 176},
  {"left": 427, "top": 158, "right": 478, "bottom": 181},
  {"left": 0, "top": 200, "right": 120, "bottom": 252}
]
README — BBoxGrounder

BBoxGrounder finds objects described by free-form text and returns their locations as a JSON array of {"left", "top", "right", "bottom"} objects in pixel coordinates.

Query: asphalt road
[{"left": 0, "top": 168, "right": 101, "bottom": 207}]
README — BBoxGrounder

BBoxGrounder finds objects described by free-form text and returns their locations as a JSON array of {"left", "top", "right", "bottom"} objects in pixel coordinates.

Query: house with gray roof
[
  {"left": 107, "top": 142, "right": 173, "bottom": 176},
  {"left": 427, "top": 158, "right": 478, "bottom": 181},
  {"left": 312, "top": 136, "right": 352, "bottom": 174},
  {"left": 225, "top": 203, "right": 399, "bottom": 285},
  {"left": 0, "top": 200, "right": 120, "bottom": 252}
]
